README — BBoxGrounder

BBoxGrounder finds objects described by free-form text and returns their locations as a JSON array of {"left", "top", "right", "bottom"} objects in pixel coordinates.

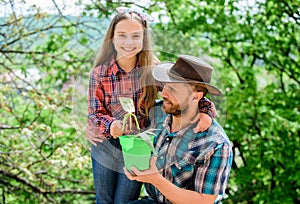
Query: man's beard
[{"left": 162, "top": 101, "right": 182, "bottom": 116}]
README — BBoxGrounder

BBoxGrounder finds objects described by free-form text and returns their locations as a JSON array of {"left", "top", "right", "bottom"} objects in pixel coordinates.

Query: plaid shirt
[
  {"left": 146, "top": 103, "right": 233, "bottom": 204},
  {"left": 88, "top": 61, "right": 145, "bottom": 138},
  {"left": 88, "top": 61, "right": 216, "bottom": 139}
]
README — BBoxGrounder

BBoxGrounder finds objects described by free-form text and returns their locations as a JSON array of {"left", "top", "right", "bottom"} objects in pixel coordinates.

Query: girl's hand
[
  {"left": 191, "top": 113, "right": 212, "bottom": 133},
  {"left": 85, "top": 125, "right": 105, "bottom": 146},
  {"left": 110, "top": 120, "right": 124, "bottom": 139}
]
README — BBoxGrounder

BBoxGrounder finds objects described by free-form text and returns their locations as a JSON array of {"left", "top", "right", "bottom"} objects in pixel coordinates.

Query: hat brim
[{"left": 152, "top": 62, "right": 222, "bottom": 95}]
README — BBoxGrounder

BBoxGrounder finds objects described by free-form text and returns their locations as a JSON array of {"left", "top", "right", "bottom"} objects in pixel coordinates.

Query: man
[{"left": 125, "top": 55, "right": 233, "bottom": 204}]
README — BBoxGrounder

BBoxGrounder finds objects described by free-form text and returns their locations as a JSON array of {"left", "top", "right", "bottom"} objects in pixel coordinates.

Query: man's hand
[
  {"left": 191, "top": 113, "right": 212, "bottom": 133},
  {"left": 85, "top": 125, "right": 105, "bottom": 146},
  {"left": 124, "top": 157, "right": 160, "bottom": 184}
]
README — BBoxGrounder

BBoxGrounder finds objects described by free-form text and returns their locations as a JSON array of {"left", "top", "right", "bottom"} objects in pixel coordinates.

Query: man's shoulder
[
  {"left": 191, "top": 120, "right": 231, "bottom": 148},
  {"left": 206, "top": 120, "right": 231, "bottom": 146}
]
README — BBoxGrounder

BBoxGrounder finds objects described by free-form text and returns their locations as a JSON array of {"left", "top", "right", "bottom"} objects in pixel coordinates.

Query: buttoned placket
[{"left": 157, "top": 131, "right": 175, "bottom": 204}]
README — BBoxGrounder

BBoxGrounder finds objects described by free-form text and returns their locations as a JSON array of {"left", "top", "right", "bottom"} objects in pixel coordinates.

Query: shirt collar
[
  {"left": 162, "top": 115, "right": 192, "bottom": 137},
  {"left": 110, "top": 60, "right": 140, "bottom": 75},
  {"left": 111, "top": 61, "right": 120, "bottom": 75}
]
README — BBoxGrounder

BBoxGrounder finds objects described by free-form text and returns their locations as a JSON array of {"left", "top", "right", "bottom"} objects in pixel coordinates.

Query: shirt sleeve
[
  {"left": 87, "top": 67, "right": 115, "bottom": 138},
  {"left": 194, "top": 143, "right": 232, "bottom": 196},
  {"left": 198, "top": 97, "right": 218, "bottom": 118}
]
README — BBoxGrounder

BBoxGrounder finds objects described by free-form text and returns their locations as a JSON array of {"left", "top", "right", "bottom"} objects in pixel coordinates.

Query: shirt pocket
[
  {"left": 171, "top": 158, "right": 195, "bottom": 188},
  {"left": 109, "top": 93, "right": 126, "bottom": 120}
]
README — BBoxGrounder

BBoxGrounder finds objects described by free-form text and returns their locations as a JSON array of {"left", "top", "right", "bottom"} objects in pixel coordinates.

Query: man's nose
[{"left": 161, "top": 87, "right": 168, "bottom": 98}]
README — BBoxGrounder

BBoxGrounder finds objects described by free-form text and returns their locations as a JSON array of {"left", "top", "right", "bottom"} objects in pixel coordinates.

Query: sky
[
  {"left": 1, "top": 0, "right": 258, "bottom": 18},
  {"left": 0, "top": 0, "right": 154, "bottom": 17},
  {"left": 0, "top": 0, "right": 86, "bottom": 16}
]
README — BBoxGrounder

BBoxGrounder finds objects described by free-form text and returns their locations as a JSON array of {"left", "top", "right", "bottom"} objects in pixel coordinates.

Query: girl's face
[{"left": 113, "top": 19, "right": 144, "bottom": 61}]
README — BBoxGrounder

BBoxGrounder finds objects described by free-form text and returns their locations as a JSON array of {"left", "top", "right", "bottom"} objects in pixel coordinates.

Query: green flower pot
[{"left": 119, "top": 135, "right": 155, "bottom": 171}]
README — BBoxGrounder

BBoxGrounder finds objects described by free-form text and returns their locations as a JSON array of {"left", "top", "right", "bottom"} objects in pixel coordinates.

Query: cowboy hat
[{"left": 152, "top": 55, "right": 222, "bottom": 95}]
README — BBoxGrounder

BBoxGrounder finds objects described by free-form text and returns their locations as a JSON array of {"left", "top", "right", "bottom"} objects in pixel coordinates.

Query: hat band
[
  {"left": 167, "top": 69, "right": 222, "bottom": 95},
  {"left": 167, "top": 69, "right": 205, "bottom": 83},
  {"left": 167, "top": 69, "right": 205, "bottom": 84}
]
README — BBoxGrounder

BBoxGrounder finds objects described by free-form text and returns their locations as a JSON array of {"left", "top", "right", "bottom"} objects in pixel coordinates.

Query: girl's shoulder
[
  {"left": 153, "top": 57, "right": 161, "bottom": 65},
  {"left": 92, "top": 61, "right": 117, "bottom": 76}
]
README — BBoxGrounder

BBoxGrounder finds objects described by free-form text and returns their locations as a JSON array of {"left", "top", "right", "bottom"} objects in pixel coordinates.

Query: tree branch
[
  {"left": 165, "top": 1, "right": 177, "bottom": 27},
  {"left": 279, "top": 0, "right": 300, "bottom": 26},
  {"left": 2, "top": 63, "right": 40, "bottom": 94},
  {"left": 0, "top": 169, "right": 95, "bottom": 196},
  {"left": 224, "top": 57, "right": 245, "bottom": 84}
]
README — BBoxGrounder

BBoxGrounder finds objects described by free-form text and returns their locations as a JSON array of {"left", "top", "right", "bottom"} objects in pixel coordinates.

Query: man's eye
[
  {"left": 133, "top": 34, "right": 141, "bottom": 39},
  {"left": 166, "top": 85, "right": 174, "bottom": 91}
]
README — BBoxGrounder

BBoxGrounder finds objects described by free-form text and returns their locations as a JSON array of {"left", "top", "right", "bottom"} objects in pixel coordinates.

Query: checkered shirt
[
  {"left": 146, "top": 104, "right": 233, "bottom": 204},
  {"left": 87, "top": 61, "right": 146, "bottom": 138},
  {"left": 87, "top": 62, "right": 215, "bottom": 138}
]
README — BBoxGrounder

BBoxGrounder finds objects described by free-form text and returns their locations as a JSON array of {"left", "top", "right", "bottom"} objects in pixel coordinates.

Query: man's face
[{"left": 160, "top": 82, "right": 194, "bottom": 115}]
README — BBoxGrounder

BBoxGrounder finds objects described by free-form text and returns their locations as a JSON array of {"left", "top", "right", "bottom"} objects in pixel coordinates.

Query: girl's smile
[{"left": 113, "top": 19, "right": 144, "bottom": 61}]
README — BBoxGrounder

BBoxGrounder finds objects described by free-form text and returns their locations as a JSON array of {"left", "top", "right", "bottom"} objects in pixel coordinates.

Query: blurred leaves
[
  {"left": 151, "top": 0, "right": 300, "bottom": 203},
  {"left": 1, "top": 0, "right": 299, "bottom": 203},
  {"left": 1, "top": 0, "right": 96, "bottom": 203}
]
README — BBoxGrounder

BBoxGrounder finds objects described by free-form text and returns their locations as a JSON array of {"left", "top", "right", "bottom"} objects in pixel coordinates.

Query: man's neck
[{"left": 171, "top": 107, "right": 198, "bottom": 133}]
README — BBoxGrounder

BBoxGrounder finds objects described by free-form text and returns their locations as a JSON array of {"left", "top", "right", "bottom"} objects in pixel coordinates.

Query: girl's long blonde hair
[{"left": 93, "top": 12, "right": 159, "bottom": 118}]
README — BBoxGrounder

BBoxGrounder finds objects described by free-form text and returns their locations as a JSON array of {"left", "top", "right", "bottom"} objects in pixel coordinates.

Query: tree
[
  {"left": 1, "top": 0, "right": 299, "bottom": 203},
  {"left": 149, "top": 0, "right": 300, "bottom": 203},
  {"left": 0, "top": 0, "right": 101, "bottom": 203}
]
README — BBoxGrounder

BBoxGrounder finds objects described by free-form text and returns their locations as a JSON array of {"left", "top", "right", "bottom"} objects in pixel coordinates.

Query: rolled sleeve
[
  {"left": 87, "top": 67, "right": 115, "bottom": 138},
  {"left": 198, "top": 97, "right": 217, "bottom": 118}
]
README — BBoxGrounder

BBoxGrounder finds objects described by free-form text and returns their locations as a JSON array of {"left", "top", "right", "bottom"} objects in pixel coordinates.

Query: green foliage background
[{"left": 0, "top": 0, "right": 299, "bottom": 203}]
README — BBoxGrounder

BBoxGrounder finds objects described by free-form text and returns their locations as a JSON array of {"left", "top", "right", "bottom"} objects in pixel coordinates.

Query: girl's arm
[
  {"left": 199, "top": 97, "right": 217, "bottom": 118},
  {"left": 193, "top": 97, "right": 217, "bottom": 133},
  {"left": 87, "top": 67, "right": 116, "bottom": 145}
]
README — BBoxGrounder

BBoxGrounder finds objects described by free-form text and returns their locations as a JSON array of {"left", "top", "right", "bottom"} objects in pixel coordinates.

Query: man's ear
[{"left": 193, "top": 92, "right": 204, "bottom": 101}]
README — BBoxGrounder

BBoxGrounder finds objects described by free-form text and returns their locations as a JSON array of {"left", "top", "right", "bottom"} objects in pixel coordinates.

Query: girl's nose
[{"left": 124, "top": 37, "right": 134, "bottom": 44}]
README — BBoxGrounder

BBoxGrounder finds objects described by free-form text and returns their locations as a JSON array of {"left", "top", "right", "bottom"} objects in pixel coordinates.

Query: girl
[{"left": 87, "top": 7, "right": 216, "bottom": 204}]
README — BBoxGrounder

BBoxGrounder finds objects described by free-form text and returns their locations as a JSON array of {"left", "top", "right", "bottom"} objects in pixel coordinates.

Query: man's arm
[{"left": 124, "top": 157, "right": 217, "bottom": 204}]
